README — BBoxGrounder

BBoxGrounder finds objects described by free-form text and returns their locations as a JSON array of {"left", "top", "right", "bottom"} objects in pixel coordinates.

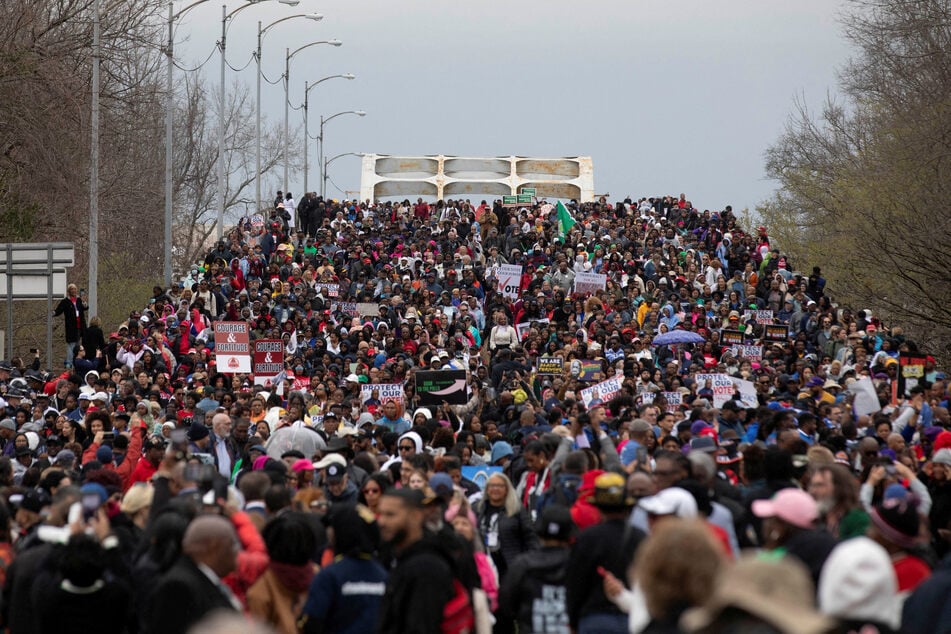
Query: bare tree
[
  {"left": 173, "top": 74, "right": 297, "bottom": 274},
  {"left": 763, "top": 0, "right": 951, "bottom": 361}
]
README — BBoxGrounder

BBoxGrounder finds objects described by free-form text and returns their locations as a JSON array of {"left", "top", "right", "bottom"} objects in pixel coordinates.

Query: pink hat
[
  {"left": 292, "top": 458, "right": 315, "bottom": 473},
  {"left": 752, "top": 488, "right": 818, "bottom": 530}
]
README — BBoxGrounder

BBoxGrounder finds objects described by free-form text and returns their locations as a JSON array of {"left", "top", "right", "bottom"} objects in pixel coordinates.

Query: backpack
[
  {"left": 441, "top": 577, "right": 475, "bottom": 634},
  {"left": 537, "top": 473, "right": 582, "bottom": 514}
]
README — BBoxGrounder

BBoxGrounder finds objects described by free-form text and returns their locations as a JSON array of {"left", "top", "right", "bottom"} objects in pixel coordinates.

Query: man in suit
[
  {"left": 146, "top": 515, "right": 240, "bottom": 633},
  {"left": 53, "top": 283, "right": 87, "bottom": 368},
  {"left": 209, "top": 412, "right": 239, "bottom": 480}
]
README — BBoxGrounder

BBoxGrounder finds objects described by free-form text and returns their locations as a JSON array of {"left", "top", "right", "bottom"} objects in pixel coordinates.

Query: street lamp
[
  {"left": 318, "top": 110, "right": 366, "bottom": 197},
  {"left": 163, "top": 0, "right": 296, "bottom": 284},
  {"left": 220, "top": 0, "right": 300, "bottom": 242},
  {"left": 322, "top": 152, "right": 363, "bottom": 199},
  {"left": 302, "top": 74, "right": 355, "bottom": 192},
  {"left": 283, "top": 39, "right": 343, "bottom": 215},
  {"left": 256, "top": 13, "right": 323, "bottom": 214}
]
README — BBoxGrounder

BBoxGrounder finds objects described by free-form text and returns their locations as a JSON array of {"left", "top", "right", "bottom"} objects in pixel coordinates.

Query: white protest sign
[
  {"left": 661, "top": 391, "right": 683, "bottom": 413},
  {"left": 580, "top": 377, "right": 623, "bottom": 407},
  {"left": 515, "top": 318, "right": 549, "bottom": 342},
  {"left": 496, "top": 264, "right": 522, "bottom": 299},
  {"left": 729, "top": 377, "right": 759, "bottom": 409},
  {"left": 332, "top": 301, "right": 359, "bottom": 317},
  {"left": 361, "top": 383, "right": 405, "bottom": 406},
  {"left": 695, "top": 373, "right": 735, "bottom": 408},
  {"left": 356, "top": 303, "right": 380, "bottom": 317},
  {"left": 574, "top": 272, "right": 607, "bottom": 295},
  {"left": 730, "top": 345, "right": 763, "bottom": 362},
  {"left": 639, "top": 391, "right": 656, "bottom": 405},
  {"left": 849, "top": 376, "right": 881, "bottom": 417},
  {"left": 744, "top": 310, "right": 774, "bottom": 325}
]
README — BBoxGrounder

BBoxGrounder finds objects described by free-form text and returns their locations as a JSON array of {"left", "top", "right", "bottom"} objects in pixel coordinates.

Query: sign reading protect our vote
[{"left": 695, "top": 373, "right": 735, "bottom": 408}]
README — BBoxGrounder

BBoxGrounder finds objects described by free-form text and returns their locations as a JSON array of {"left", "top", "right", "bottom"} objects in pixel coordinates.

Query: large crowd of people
[{"left": 0, "top": 190, "right": 948, "bottom": 634}]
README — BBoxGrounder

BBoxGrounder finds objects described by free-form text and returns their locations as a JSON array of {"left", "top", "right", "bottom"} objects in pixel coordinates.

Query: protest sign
[
  {"left": 361, "top": 383, "right": 405, "bottom": 406},
  {"left": 516, "top": 318, "right": 549, "bottom": 341},
  {"left": 721, "top": 330, "right": 745, "bottom": 346},
  {"left": 638, "top": 391, "right": 656, "bottom": 405},
  {"left": 661, "top": 391, "right": 683, "bottom": 413},
  {"left": 898, "top": 352, "right": 927, "bottom": 396},
  {"left": 461, "top": 466, "right": 503, "bottom": 490},
  {"left": 574, "top": 272, "right": 607, "bottom": 295},
  {"left": 415, "top": 370, "right": 468, "bottom": 405},
  {"left": 764, "top": 324, "right": 788, "bottom": 342},
  {"left": 252, "top": 339, "right": 283, "bottom": 386},
  {"left": 744, "top": 310, "right": 774, "bottom": 324},
  {"left": 580, "top": 377, "right": 623, "bottom": 407},
  {"left": 537, "top": 356, "right": 564, "bottom": 376},
  {"left": 496, "top": 264, "right": 522, "bottom": 299},
  {"left": 730, "top": 344, "right": 763, "bottom": 362},
  {"left": 356, "top": 303, "right": 380, "bottom": 317},
  {"left": 316, "top": 283, "right": 339, "bottom": 298},
  {"left": 213, "top": 321, "right": 251, "bottom": 373},
  {"left": 576, "top": 359, "right": 602, "bottom": 382},
  {"left": 729, "top": 377, "right": 758, "bottom": 409},
  {"left": 331, "top": 302, "right": 359, "bottom": 317},
  {"left": 849, "top": 376, "right": 882, "bottom": 417},
  {"left": 695, "top": 373, "right": 735, "bottom": 408}
]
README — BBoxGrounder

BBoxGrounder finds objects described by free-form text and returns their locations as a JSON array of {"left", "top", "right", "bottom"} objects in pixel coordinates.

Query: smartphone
[
  {"left": 102, "top": 431, "right": 115, "bottom": 443},
  {"left": 29, "top": 348, "right": 37, "bottom": 354},
  {"left": 82, "top": 493, "right": 101, "bottom": 521}
]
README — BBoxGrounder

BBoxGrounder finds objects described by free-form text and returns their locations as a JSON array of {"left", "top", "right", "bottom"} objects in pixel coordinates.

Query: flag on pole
[{"left": 557, "top": 201, "right": 576, "bottom": 235}]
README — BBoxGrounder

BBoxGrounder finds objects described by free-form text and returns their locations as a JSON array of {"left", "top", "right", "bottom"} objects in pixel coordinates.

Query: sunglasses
[{"left": 398, "top": 444, "right": 415, "bottom": 451}]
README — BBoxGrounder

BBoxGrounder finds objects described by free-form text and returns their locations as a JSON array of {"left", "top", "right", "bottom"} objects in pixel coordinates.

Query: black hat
[
  {"left": 187, "top": 421, "right": 209, "bottom": 441},
  {"left": 535, "top": 505, "right": 576, "bottom": 541},
  {"left": 19, "top": 488, "right": 50, "bottom": 513},
  {"left": 15, "top": 446, "right": 32, "bottom": 458},
  {"left": 325, "top": 463, "right": 346, "bottom": 483}
]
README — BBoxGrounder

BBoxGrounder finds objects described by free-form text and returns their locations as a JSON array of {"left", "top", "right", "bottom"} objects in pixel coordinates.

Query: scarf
[{"left": 269, "top": 561, "right": 314, "bottom": 594}]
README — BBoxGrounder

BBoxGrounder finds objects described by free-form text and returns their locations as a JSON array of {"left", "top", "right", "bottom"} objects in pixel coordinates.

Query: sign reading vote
[
  {"left": 361, "top": 383, "right": 404, "bottom": 406},
  {"left": 720, "top": 329, "right": 745, "bottom": 346},
  {"left": 213, "top": 321, "right": 251, "bottom": 373},
  {"left": 496, "top": 264, "right": 522, "bottom": 299},
  {"left": 695, "top": 373, "right": 735, "bottom": 408},
  {"left": 415, "top": 369, "right": 468, "bottom": 405},
  {"left": 252, "top": 339, "right": 283, "bottom": 385}
]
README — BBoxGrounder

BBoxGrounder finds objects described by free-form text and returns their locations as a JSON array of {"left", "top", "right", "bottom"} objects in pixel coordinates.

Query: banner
[
  {"left": 730, "top": 344, "right": 763, "bottom": 362},
  {"left": 331, "top": 301, "right": 359, "bottom": 317},
  {"left": 361, "top": 383, "right": 404, "bottom": 406},
  {"left": 695, "top": 373, "right": 735, "bottom": 408},
  {"left": 764, "top": 324, "right": 789, "bottom": 342},
  {"left": 356, "top": 302, "right": 380, "bottom": 317},
  {"left": 729, "top": 377, "right": 758, "bottom": 409},
  {"left": 580, "top": 376, "right": 624, "bottom": 407},
  {"left": 213, "top": 321, "right": 251, "bottom": 373},
  {"left": 496, "top": 264, "right": 523, "bottom": 300},
  {"left": 574, "top": 272, "right": 607, "bottom": 295},
  {"left": 661, "top": 391, "right": 682, "bottom": 413},
  {"left": 575, "top": 359, "right": 602, "bottom": 382},
  {"left": 744, "top": 309, "right": 774, "bottom": 324},
  {"left": 316, "top": 283, "right": 339, "bottom": 298},
  {"left": 415, "top": 369, "right": 469, "bottom": 405},
  {"left": 537, "top": 356, "right": 564, "bottom": 376},
  {"left": 461, "top": 466, "right": 503, "bottom": 490},
  {"left": 516, "top": 318, "right": 549, "bottom": 342},
  {"left": 252, "top": 339, "right": 284, "bottom": 386},
  {"left": 721, "top": 330, "right": 745, "bottom": 346}
]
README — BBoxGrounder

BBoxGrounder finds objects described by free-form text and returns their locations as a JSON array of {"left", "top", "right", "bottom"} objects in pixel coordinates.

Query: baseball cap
[
  {"left": 751, "top": 488, "right": 818, "bottom": 530},
  {"left": 535, "top": 505, "right": 576, "bottom": 541},
  {"left": 325, "top": 463, "right": 346, "bottom": 483},
  {"left": 592, "top": 473, "right": 635, "bottom": 510},
  {"left": 638, "top": 487, "right": 699, "bottom": 518}
]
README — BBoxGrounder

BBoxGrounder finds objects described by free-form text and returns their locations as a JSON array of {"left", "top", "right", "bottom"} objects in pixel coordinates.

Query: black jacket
[
  {"left": 566, "top": 518, "right": 645, "bottom": 629},
  {"left": 496, "top": 545, "right": 571, "bottom": 634},
  {"left": 145, "top": 556, "right": 236, "bottom": 634},
  {"left": 377, "top": 538, "right": 455, "bottom": 634},
  {"left": 473, "top": 501, "right": 539, "bottom": 577},
  {"left": 54, "top": 296, "right": 87, "bottom": 342}
]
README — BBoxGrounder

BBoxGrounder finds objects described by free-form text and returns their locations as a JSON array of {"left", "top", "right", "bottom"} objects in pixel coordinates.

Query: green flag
[{"left": 556, "top": 201, "right": 576, "bottom": 235}]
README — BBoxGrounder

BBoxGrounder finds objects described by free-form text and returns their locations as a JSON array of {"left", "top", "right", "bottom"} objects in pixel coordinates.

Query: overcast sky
[{"left": 179, "top": 0, "right": 852, "bottom": 211}]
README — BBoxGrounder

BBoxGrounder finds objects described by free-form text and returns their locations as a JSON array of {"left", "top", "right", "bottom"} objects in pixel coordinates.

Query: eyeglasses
[{"left": 398, "top": 445, "right": 415, "bottom": 451}]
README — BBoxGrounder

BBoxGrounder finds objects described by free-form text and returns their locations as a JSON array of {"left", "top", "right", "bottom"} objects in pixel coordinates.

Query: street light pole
[
  {"left": 89, "top": 0, "right": 100, "bottom": 317},
  {"left": 217, "top": 4, "right": 226, "bottom": 242},
  {"left": 255, "top": 12, "right": 318, "bottom": 215},
  {"left": 322, "top": 152, "right": 363, "bottom": 200},
  {"left": 301, "top": 73, "right": 355, "bottom": 193},
  {"left": 282, "top": 39, "right": 342, "bottom": 218},
  {"left": 318, "top": 110, "right": 366, "bottom": 197},
  {"left": 164, "top": 2, "right": 173, "bottom": 288}
]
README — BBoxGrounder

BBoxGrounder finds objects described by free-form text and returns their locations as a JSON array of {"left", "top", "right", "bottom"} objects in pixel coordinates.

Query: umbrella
[{"left": 651, "top": 330, "right": 706, "bottom": 346}]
